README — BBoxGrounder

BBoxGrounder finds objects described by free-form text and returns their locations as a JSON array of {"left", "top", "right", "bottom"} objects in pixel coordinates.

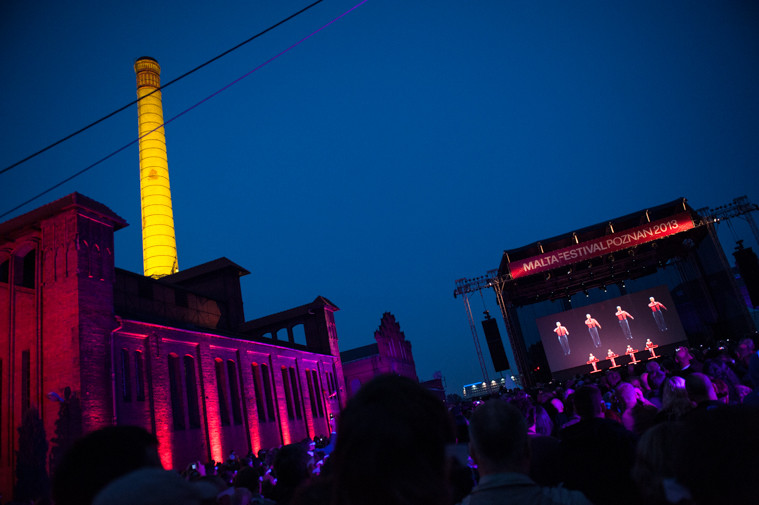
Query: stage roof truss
[{"left": 495, "top": 198, "right": 709, "bottom": 307}]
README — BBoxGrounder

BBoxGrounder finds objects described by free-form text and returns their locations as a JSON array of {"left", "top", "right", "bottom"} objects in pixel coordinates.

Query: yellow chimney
[{"left": 134, "top": 56, "right": 178, "bottom": 278}]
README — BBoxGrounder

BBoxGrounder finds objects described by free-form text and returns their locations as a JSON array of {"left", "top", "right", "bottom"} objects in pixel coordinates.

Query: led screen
[{"left": 536, "top": 285, "right": 686, "bottom": 373}]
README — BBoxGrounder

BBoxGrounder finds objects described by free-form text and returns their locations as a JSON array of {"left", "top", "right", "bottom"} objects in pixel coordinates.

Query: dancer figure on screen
[
  {"left": 607, "top": 348, "right": 620, "bottom": 368},
  {"left": 587, "top": 353, "right": 601, "bottom": 373},
  {"left": 625, "top": 344, "right": 640, "bottom": 364},
  {"left": 648, "top": 296, "right": 669, "bottom": 332},
  {"left": 615, "top": 305, "right": 635, "bottom": 340},
  {"left": 554, "top": 321, "right": 570, "bottom": 356},
  {"left": 645, "top": 338, "right": 659, "bottom": 359},
  {"left": 584, "top": 313, "right": 602, "bottom": 348}
]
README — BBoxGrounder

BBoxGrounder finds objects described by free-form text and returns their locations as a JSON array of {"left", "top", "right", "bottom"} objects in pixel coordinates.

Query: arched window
[
  {"left": 289, "top": 367, "right": 302, "bottom": 420},
  {"left": 260, "top": 363, "right": 275, "bottom": 422},
  {"left": 215, "top": 359, "right": 230, "bottom": 426},
  {"left": 120, "top": 349, "right": 131, "bottom": 402},
  {"left": 13, "top": 249, "right": 36, "bottom": 289},
  {"left": 291, "top": 324, "right": 307, "bottom": 346},
  {"left": 251, "top": 364, "right": 267, "bottom": 423},
  {"left": 184, "top": 356, "right": 200, "bottom": 429},
  {"left": 134, "top": 351, "right": 145, "bottom": 401},
  {"left": 281, "top": 366, "right": 294, "bottom": 420},
  {"left": 168, "top": 354, "right": 185, "bottom": 430},
  {"left": 227, "top": 360, "right": 243, "bottom": 425},
  {"left": 311, "top": 370, "right": 324, "bottom": 418},
  {"left": 306, "top": 370, "right": 318, "bottom": 419}
]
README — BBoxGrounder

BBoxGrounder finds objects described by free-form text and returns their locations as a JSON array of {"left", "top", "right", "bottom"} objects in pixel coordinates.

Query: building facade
[
  {"left": 341, "top": 312, "right": 417, "bottom": 396},
  {"left": 0, "top": 193, "right": 346, "bottom": 496}
]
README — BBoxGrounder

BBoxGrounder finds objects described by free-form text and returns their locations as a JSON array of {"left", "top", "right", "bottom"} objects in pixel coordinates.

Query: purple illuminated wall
[{"left": 536, "top": 285, "right": 686, "bottom": 373}]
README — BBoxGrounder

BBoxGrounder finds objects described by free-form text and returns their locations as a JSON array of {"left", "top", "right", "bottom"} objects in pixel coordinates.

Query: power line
[
  {"left": 0, "top": 0, "right": 369, "bottom": 220},
  {"left": 0, "top": 0, "right": 324, "bottom": 177}
]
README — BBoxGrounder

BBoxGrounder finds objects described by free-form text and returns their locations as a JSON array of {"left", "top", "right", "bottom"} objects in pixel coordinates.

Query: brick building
[
  {"left": 341, "top": 312, "right": 418, "bottom": 397},
  {"left": 0, "top": 193, "right": 346, "bottom": 495}
]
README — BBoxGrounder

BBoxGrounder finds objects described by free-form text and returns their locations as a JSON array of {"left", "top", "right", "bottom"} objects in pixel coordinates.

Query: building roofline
[{"left": 0, "top": 192, "right": 127, "bottom": 239}]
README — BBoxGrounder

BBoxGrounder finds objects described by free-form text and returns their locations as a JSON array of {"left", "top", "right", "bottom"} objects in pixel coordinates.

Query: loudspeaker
[
  {"left": 481, "top": 317, "right": 510, "bottom": 372},
  {"left": 734, "top": 246, "right": 759, "bottom": 308}
]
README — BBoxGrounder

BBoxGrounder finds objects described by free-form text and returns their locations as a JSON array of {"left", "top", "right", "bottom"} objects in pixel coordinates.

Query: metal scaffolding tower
[
  {"left": 454, "top": 271, "right": 499, "bottom": 390},
  {"left": 697, "top": 195, "right": 759, "bottom": 246}
]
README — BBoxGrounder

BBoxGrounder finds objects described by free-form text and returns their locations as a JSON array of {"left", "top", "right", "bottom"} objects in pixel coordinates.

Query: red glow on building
[{"left": 0, "top": 193, "right": 347, "bottom": 500}]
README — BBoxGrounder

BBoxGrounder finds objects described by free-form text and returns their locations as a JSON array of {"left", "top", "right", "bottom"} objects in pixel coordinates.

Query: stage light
[{"left": 584, "top": 290, "right": 589, "bottom": 297}]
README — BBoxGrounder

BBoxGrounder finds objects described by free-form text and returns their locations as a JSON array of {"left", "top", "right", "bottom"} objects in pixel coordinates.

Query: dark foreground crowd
[{"left": 10, "top": 337, "right": 759, "bottom": 505}]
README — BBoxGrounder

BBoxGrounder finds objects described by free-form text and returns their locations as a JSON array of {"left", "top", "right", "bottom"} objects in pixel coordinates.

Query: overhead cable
[
  {"left": 0, "top": 0, "right": 324, "bottom": 176},
  {"left": 0, "top": 0, "right": 369, "bottom": 219}
]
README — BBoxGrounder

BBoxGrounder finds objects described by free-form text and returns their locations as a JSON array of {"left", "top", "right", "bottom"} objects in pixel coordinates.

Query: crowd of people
[{"left": 10, "top": 336, "right": 759, "bottom": 505}]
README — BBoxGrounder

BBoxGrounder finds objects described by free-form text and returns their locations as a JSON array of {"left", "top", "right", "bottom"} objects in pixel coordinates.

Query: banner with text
[{"left": 508, "top": 213, "right": 695, "bottom": 279}]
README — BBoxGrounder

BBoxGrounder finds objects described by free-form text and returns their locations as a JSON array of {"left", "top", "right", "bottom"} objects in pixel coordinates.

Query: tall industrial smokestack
[{"left": 134, "top": 57, "right": 178, "bottom": 278}]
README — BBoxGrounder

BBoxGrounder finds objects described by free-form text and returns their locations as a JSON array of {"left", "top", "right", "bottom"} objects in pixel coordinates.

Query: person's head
[
  {"left": 674, "top": 406, "right": 759, "bottom": 505},
  {"left": 326, "top": 374, "right": 454, "bottom": 505},
  {"left": 632, "top": 422, "right": 682, "bottom": 505},
  {"left": 617, "top": 306, "right": 622, "bottom": 311},
  {"left": 685, "top": 373, "right": 717, "bottom": 404},
  {"left": 639, "top": 372, "right": 651, "bottom": 392},
  {"left": 234, "top": 466, "right": 261, "bottom": 495},
  {"left": 616, "top": 382, "right": 638, "bottom": 410},
  {"left": 648, "top": 373, "right": 666, "bottom": 392},
  {"left": 92, "top": 468, "right": 217, "bottom": 505},
  {"left": 534, "top": 405, "right": 554, "bottom": 436},
  {"left": 661, "top": 376, "right": 690, "bottom": 414},
  {"left": 272, "top": 443, "right": 311, "bottom": 501},
  {"left": 738, "top": 337, "right": 755, "bottom": 356},
  {"left": 549, "top": 397, "right": 564, "bottom": 414},
  {"left": 508, "top": 396, "right": 536, "bottom": 430},
  {"left": 710, "top": 377, "right": 730, "bottom": 405},
  {"left": 556, "top": 321, "right": 561, "bottom": 327},
  {"left": 52, "top": 426, "right": 162, "bottom": 505},
  {"left": 628, "top": 375, "right": 642, "bottom": 389},
  {"left": 572, "top": 385, "right": 604, "bottom": 419},
  {"left": 586, "top": 314, "right": 591, "bottom": 319},
  {"left": 468, "top": 400, "right": 529, "bottom": 475},
  {"left": 607, "top": 370, "right": 622, "bottom": 388},
  {"left": 674, "top": 347, "right": 693, "bottom": 369},
  {"left": 650, "top": 297, "right": 655, "bottom": 302}
]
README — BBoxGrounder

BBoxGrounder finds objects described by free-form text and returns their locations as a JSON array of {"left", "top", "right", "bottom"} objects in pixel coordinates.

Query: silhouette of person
[
  {"left": 463, "top": 400, "right": 592, "bottom": 505},
  {"left": 615, "top": 306, "right": 634, "bottom": 340},
  {"left": 291, "top": 374, "right": 457, "bottom": 505},
  {"left": 52, "top": 426, "right": 163, "bottom": 505},
  {"left": 554, "top": 322, "right": 570, "bottom": 356},
  {"left": 647, "top": 296, "right": 668, "bottom": 331},
  {"left": 584, "top": 314, "right": 602, "bottom": 348}
]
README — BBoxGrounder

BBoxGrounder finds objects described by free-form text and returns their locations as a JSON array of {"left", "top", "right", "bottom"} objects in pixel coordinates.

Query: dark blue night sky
[{"left": 2, "top": 0, "right": 758, "bottom": 392}]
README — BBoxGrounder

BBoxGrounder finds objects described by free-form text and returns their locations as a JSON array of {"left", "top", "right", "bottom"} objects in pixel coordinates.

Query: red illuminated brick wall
[{"left": 1, "top": 194, "right": 348, "bottom": 500}]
